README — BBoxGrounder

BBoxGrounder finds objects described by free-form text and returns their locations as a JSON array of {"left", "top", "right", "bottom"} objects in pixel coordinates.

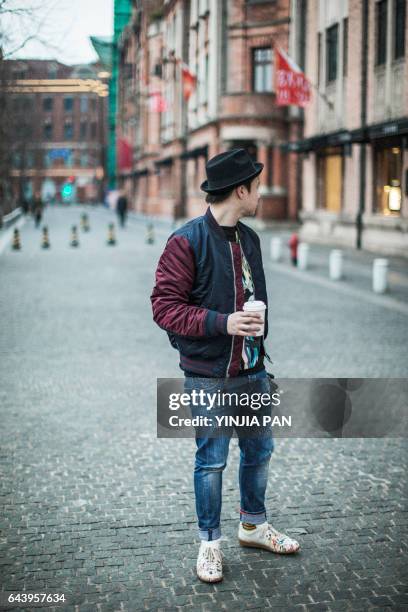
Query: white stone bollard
[
  {"left": 372, "top": 258, "right": 389, "bottom": 294},
  {"left": 329, "top": 249, "right": 343, "bottom": 280},
  {"left": 297, "top": 243, "right": 309, "bottom": 270},
  {"left": 270, "top": 237, "right": 282, "bottom": 262}
]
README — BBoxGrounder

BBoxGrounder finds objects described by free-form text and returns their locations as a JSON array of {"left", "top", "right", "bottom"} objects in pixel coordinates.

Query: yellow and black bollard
[
  {"left": 146, "top": 222, "right": 154, "bottom": 245},
  {"left": 70, "top": 225, "right": 79, "bottom": 248},
  {"left": 107, "top": 222, "right": 116, "bottom": 246},
  {"left": 11, "top": 228, "right": 21, "bottom": 250},
  {"left": 41, "top": 226, "right": 50, "bottom": 249},
  {"left": 81, "top": 212, "right": 90, "bottom": 232}
]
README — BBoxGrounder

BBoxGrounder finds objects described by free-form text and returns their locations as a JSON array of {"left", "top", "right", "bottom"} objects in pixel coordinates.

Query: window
[
  {"left": 48, "top": 64, "right": 58, "bottom": 79},
  {"left": 326, "top": 23, "right": 338, "bottom": 83},
  {"left": 374, "top": 140, "right": 403, "bottom": 215},
  {"left": 64, "top": 97, "right": 73, "bottom": 112},
  {"left": 91, "top": 98, "right": 97, "bottom": 111},
  {"left": 394, "top": 0, "right": 406, "bottom": 59},
  {"left": 80, "top": 122, "right": 87, "bottom": 139},
  {"left": 252, "top": 47, "right": 273, "bottom": 92},
  {"left": 80, "top": 95, "right": 88, "bottom": 112},
  {"left": 80, "top": 152, "right": 88, "bottom": 167},
  {"left": 26, "top": 152, "right": 34, "bottom": 169},
  {"left": 343, "top": 18, "right": 348, "bottom": 77},
  {"left": 297, "top": 0, "right": 307, "bottom": 71},
  {"left": 43, "top": 97, "right": 53, "bottom": 112},
  {"left": 91, "top": 122, "right": 97, "bottom": 138},
  {"left": 43, "top": 123, "right": 53, "bottom": 140},
  {"left": 64, "top": 122, "right": 73, "bottom": 139},
  {"left": 317, "top": 33, "right": 322, "bottom": 86},
  {"left": 376, "top": 0, "right": 387, "bottom": 66},
  {"left": 23, "top": 97, "right": 33, "bottom": 111}
]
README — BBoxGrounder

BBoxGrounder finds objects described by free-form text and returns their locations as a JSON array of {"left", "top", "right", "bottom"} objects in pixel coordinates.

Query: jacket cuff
[{"left": 204, "top": 310, "right": 229, "bottom": 336}]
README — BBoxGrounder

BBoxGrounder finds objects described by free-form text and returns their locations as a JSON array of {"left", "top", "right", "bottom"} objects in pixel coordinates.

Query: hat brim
[{"left": 200, "top": 162, "right": 264, "bottom": 194}]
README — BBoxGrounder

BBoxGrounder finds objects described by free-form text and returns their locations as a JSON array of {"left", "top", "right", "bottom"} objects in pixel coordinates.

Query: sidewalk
[
  {"left": 124, "top": 209, "right": 408, "bottom": 306},
  {"left": 258, "top": 229, "right": 408, "bottom": 307}
]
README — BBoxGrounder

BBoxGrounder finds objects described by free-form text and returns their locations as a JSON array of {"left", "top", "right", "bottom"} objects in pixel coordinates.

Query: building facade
[
  {"left": 7, "top": 60, "right": 108, "bottom": 204},
  {"left": 117, "top": 0, "right": 302, "bottom": 221},
  {"left": 289, "top": 0, "right": 408, "bottom": 257}
]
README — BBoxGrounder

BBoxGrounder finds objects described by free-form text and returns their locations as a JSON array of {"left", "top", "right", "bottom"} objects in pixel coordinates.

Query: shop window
[
  {"left": 374, "top": 141, "right": 402, "bottom": 215},
  {"left": 316, "top": 148, "right": 344, "bottom": 212}
]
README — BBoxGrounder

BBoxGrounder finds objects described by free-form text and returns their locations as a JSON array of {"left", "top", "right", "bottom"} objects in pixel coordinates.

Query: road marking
[
  {"left": 264, "top": 261, "right": 408, "bottom": 317},
  {"left": 0, "top": 217, "right": 27, "bottom": 256}
]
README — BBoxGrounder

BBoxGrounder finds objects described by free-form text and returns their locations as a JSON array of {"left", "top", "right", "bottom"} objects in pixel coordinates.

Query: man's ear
[{"left": 235, "top": 185, "right": 244, "bottom": 200}]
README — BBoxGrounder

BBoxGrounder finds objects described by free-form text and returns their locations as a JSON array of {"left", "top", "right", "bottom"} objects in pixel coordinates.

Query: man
[
  {"left": 151, "top": 149, "right": 300, "bottom": 583},
  {"left": 116, "top": 189, "right": 128, "bottom": 228},
  {"left": 32, "top": 192, "right": 44, "bottom": 228}
]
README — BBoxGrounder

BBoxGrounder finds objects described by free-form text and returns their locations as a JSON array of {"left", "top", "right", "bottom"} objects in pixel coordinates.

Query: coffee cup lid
[{"left": 243, "top": 300, "right": 266, "bottom": 311}]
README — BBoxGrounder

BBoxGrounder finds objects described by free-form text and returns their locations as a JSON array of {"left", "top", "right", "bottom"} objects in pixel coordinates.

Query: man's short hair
[{"left": 205, "top": 177, "right": 253, "bottom": 204}]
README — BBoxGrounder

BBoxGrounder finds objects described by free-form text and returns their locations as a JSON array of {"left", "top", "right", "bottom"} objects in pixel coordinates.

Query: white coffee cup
[{"left": 243, "top": 300, "right": 266, "bottom": 337}]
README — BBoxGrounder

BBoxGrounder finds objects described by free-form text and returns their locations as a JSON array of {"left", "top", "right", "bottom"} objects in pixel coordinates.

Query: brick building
[
  {"left": 289, "top": 0, "right": 408, "bottom": 257},
  {"left": 7, "top": 60, "right": 108, "bottom": 204},
  {"left": 117, "top": 0, "right": 303, "bottom": 221}
]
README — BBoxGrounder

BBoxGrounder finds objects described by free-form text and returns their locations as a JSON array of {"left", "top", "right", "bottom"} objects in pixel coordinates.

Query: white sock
[{"left": 203, "top": 538, "right": 221, "bottom": 547}]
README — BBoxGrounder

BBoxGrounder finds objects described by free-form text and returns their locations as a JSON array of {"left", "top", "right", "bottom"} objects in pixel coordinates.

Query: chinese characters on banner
[{"left": 275, "top": 46, "right": 311, "bottom": 107}]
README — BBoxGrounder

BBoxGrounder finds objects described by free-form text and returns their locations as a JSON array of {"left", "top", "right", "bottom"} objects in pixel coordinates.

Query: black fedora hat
[{"left": 200, "top": 148, "right": 263, "bottom": 194}]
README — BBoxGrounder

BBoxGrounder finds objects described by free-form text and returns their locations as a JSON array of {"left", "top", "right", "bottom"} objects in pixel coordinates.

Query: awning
[
  {"left": 135, "top": 168, "right": 149, "bottom": 177},
  {"left": 280, "top": 118, "right": 408, "bottom": 153},
  {"left": 280, "top": 128, "right": 367, "bottom": 153},
  {"left": 180, "top": 144, "right": 208, "bottom": 160}
]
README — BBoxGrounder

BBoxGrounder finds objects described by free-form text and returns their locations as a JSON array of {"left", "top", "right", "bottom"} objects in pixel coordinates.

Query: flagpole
[{"left": 272, "top": 41, "right": 334, "bottom": 110}]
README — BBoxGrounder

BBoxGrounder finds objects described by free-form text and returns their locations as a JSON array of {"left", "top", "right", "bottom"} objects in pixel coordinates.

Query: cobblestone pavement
[{"left": 1, "top": 206, "right": 407, "bottom": 612}]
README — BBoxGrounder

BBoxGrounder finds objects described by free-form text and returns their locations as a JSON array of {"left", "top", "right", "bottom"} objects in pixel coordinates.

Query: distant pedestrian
[
  {"left": 32, "top": 192, "right": 44, "bottom": 228},
  {"left": 20, "top": 195, "right": 30, "bottom": 215},
  {"left": 116, "top": 190, "right": 128, "bottom": 228}
]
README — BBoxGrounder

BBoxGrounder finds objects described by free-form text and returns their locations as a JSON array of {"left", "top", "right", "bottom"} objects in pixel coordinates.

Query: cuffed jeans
[{"left": 184, "top": 369, "right": 274, "bottom": 541}]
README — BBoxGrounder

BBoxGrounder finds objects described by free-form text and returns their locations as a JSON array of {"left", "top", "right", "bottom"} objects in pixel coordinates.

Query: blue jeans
[{"left": 184, "top": 369, "right": 274, "bottom": 541}]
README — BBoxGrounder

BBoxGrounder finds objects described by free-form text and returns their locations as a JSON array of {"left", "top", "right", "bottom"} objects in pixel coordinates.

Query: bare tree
[{"left": 0, "top": 0, "right": 61, "bottom": 220}]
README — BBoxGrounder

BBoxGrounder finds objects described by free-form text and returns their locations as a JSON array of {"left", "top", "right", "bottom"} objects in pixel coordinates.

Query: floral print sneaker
[
  {"left": 196, "top": 540, "right": 224, "bottom": 583},
  {"left": 238, "top": 521, "right": 300, "bottom": 554}
]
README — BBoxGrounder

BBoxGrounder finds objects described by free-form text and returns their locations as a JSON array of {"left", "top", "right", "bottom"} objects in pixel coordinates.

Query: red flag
[
  {"left": 275, "top": 46, "right": 311, "bottom": 107},
  {"left": 149, "top": 91, "right": 168, "bottom": 112},
  {"left": 181, "top": 64, "right": 196, "bottom": 101},
  {"left": 117, "top": 137, "right": 133, "bottom": 170}
]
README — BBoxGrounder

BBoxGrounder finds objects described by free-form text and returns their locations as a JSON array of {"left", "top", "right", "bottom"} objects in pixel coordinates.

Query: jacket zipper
[
  {"left": 238, "top": 228, "right": 273, "bottom": 368},
  {"left": 225, "top": 241, "right": 236, "bottom": 377}
]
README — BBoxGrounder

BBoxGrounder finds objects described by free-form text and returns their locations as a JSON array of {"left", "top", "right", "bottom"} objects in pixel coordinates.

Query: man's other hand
[{"left": 227, "top": 311, "right": 263, "bottom": 336}]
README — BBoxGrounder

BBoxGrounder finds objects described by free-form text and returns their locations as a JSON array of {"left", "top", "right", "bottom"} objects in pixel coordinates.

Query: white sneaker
[
  {"left": 238, "top": 521, "right": 300, "bottom": 554},
  {"left": 196, "top": 539, "right": 224, "bottom": 583}
]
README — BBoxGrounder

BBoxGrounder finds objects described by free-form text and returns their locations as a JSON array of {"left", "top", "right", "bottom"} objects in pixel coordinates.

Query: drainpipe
[
  {"left": 356, "top": 0, "right": 369, "bottom": 249},
  {"left": 176, "top": 0, "right": 190, "bottom": 221}
]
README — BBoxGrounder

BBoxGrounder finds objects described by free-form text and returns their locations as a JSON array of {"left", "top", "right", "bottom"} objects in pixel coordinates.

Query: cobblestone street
[{"left": 1, "top": 206, "right": 407, "bottom": 611}]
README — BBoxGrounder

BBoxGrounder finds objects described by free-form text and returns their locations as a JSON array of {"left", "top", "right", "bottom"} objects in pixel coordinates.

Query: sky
[{"left": 3, "top": 0, "right": 114, "bottom": 65}]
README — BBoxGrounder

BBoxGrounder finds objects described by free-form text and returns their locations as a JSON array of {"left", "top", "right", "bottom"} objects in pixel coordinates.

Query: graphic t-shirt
[{"left": 221, "top": 225, "right": 264, "bottom": 376}]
